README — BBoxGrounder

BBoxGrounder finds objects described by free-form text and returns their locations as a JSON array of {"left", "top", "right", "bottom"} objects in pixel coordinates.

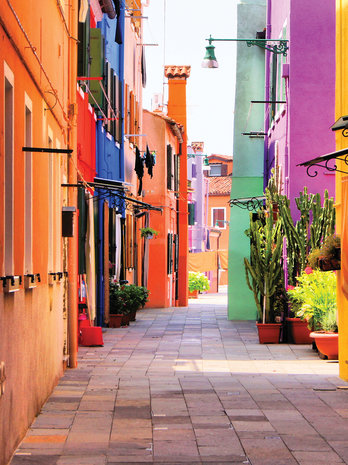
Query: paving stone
[{"left": 9, "top": 291, "right": 348, "bottom": 465}]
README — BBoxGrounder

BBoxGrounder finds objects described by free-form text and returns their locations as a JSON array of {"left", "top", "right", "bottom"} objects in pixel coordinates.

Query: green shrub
[
  {"left": 109, "top": 282, "right": 149, "bottom": 315},
  {"left": 287, "top": 269, "right": 337, "bottom": 332},
  {"left": 188, "top": 272, "right": 210, "bottom": 293}
]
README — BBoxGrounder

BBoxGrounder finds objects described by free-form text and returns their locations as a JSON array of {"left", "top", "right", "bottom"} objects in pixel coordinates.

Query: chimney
[{"left": 164, "top": 65, "right": 191, "bottom": 307}]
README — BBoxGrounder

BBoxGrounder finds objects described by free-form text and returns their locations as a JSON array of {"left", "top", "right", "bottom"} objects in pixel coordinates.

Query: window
[
  {"left": 167, "top": 144, "right": 174, "bottom": 190},
  {"left": 209, "top": 164, "right": 222, "bottom": 176},
  {"left": 212, "top": 207, "right": 226, "bottom": 229},
  {"left": 24, "top": 94, "right": 33, "bottom": 274},
  {"left": 4, "top": 62, "right": 14, "bottom": 275}
]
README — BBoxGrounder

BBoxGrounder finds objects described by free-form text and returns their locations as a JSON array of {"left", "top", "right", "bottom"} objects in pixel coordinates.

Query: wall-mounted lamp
[{"left": 202, "top": 35, "right": 289, "bottom": 68}]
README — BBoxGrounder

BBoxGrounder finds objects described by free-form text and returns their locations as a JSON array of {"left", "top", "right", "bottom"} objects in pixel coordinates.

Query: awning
[
  {"left": 62, "top": 177, "right": 162, "bottom": 212},
  {"left": 297, "top": 147, "right": 348, "bottom": 177}
]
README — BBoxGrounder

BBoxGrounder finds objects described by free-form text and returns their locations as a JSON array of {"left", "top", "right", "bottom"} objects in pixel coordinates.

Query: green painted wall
[{"left": 228, "top": 0, "right": 266, "bottom": 320}]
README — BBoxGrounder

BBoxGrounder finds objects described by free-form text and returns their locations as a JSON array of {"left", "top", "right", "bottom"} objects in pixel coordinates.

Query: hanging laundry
[
  {"left": 134, "top": 146, "right": 144, "bottom": 196},
  {"left": 145, "top": 145, "right": 155, "bottom": 178},
  {"left": 114, "top": 0, "right": 123, "bottom": 44}
]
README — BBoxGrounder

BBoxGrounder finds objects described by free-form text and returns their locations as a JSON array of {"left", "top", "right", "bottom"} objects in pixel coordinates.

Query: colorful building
[
  {"left": 142, "top": 109, "right": 183, "bottom": 307},
  {"left": 0, "top": 1, "right": 79, "bottom": 463},
  {"left": 228, "top": 0, "right": 266, "bottom": 320},
  {"left": 206, "top": 154, "right": 232, "bottom": 286},
  {"left": 229, "top": 0, "right": 336, "bottom": 320},
  {"left": 165, "top": 65, "right": 191, "bottom": 307},
  {"left": 333, "top": 0, "right": 348, "bottom": 381}
]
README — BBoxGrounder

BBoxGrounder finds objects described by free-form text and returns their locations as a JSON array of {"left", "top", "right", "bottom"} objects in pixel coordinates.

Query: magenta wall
[{"left": 267, "top": 0, "right": 336, "bottom": 217}]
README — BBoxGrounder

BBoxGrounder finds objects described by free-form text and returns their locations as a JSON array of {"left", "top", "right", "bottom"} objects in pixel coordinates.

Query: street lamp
[{"left": 202, "top": 35, "right": 289, "bottom": 68}]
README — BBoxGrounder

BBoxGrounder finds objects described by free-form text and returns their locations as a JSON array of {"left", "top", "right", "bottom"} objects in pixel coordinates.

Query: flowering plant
[{"left": 188, "top": 272, "right": 210, "bottom": 293}]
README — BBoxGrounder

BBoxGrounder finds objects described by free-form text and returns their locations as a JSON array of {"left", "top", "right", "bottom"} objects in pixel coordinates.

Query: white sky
[{"left": 142, "top": 0, "right": 238, "bottom": 157}]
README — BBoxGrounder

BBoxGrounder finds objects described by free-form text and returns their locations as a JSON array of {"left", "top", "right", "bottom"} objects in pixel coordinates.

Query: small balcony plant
[{"left": 140, "top": 227, "right": 159, "bottom": 239}]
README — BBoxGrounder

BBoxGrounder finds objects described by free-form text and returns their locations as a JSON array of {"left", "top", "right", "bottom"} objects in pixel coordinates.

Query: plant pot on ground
[
  {"left": 287, "top": 269, "right": 338, "bottom": 356},
  {"left": 188, "top": 272, "right": 210, "bottom": 296},
  {"left": 244, "top": 203, "right": 284, "bottom": 344}
]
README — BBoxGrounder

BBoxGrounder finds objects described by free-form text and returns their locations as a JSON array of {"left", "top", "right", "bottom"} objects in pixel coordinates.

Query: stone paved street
[{"left": 9, "top": 289, "right": 348, "bottom": 465}]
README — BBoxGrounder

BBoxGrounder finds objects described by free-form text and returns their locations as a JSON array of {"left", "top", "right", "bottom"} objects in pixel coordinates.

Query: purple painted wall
[{"left": 266, "top": 0, "right": 336, "bottom": 218}]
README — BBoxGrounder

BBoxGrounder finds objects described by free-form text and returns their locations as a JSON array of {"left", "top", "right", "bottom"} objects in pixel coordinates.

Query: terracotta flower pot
[
  {"left": 286, "top": 317, "right": 312, "bottom": 344},
  {"left": 121, "top": 314, "right": 131, "bottom": 326},
  {"left": 256, "top": 323, "right": 281, "bottom": 344},
  {"left": 109, "top": 314, "right": 123, "bottom": 328},
  {"left": 188, "top": 289, "right": 199, "bottom": 299},
  {"left": 310, "top": 332, "right": 338, "bottom": 360}
]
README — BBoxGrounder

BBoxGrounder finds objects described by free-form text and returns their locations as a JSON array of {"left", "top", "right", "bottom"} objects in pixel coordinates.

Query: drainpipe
[
  {"left": 263, "top": 0, "right": 272, "bottom": 189},
  {"left": 67, "top": 0, "right": 79, "bottom": 368}
]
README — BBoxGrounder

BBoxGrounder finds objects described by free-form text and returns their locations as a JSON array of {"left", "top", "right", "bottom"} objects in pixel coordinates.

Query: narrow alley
[{"left": 10, "top": 289, "right": 348, "bottom": 465}]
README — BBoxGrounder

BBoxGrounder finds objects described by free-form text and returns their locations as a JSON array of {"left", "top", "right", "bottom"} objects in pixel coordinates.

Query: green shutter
[
  {"left": 188, "top": 203, "right": 195, "bottom": 226},
  {"left": 78, "top": 10, "right": 90, "bottom": 77},
  {"left": 89, "top": 28, "right": 104, "bottom": 107}
]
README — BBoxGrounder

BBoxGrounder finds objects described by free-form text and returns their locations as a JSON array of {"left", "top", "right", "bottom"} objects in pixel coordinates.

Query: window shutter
[
  {"left": 188, "top": 203, "right": 195, "bottom": 226},
  {"left": 167, "top": 233, "right": 173, "bottom": 274},
  {"left": 192, "top": 163, "right": 197, "bottom": 178},
  {"left": 221, "top": 164, "right": 228, "bottom": 176},
  {"left": 78, "top": 10, "right": 90, "bottom": 77},
  {"left": 89, "top": 28, "right": 104, "bottom": 107},
  {"left": 167, "top": 145, "right": 173, "bottom": 190}
]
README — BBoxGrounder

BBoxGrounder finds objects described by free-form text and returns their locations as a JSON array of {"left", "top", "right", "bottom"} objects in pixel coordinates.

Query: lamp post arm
[{"left": 206, "top": 36, "right": 289, "bottom": 57}]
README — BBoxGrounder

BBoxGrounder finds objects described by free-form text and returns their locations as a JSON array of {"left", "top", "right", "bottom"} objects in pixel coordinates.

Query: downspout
[
  {"left": 263, "top": 0, "right": 272, "bottom": 189},
  {"left": 67, "top": 0, "right": 79, "bottom": 368}
]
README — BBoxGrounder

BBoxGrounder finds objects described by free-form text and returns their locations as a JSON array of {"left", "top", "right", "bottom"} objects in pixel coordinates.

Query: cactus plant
[{"left": 244, "top": 206, "right": 284, "bottom": 323}]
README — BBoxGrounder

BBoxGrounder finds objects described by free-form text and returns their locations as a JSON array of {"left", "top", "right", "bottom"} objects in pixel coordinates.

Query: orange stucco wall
[
  {"left": 167, "top": 76, "right": 189, "bottom": 306},
  {"left": 0, "top": 1, "right": 77, "bottom": 463},
  {"left": 142, "top": 110, "right": 178, "bottom": 307}
]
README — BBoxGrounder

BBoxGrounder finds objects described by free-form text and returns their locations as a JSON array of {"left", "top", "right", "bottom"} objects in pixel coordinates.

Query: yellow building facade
[{"left": 336, "top": 0, "right": 348, "bottom": 381}]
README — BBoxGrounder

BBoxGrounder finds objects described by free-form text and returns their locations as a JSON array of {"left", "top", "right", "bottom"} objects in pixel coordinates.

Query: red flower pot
[
  {"left": 121, "top": 314, "right": 131, "bottom": 326},
  {"left": 109, "top": 314, "right": 123, "bottom": 328},
  {"left": 256, "top": 323, "right": 281, "bottom": 344},
  {"left": 310, "top": 332, "right": 338, "bottom": 360},
  {"left": 286, "top": 317, "right": 312, "bottom": 344},
  {"left": 188, "top": 289, "right": 199, "bottom": 299}
]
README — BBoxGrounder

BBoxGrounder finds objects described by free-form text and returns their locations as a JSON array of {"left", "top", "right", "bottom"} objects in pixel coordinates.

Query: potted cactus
[{"left": 244, "top": 205, "right": 283, "bottom": 343}]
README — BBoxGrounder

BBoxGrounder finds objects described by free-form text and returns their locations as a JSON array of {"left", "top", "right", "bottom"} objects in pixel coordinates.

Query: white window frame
[
  {"left": 211, "top": 207, "right": 226, "bottom": 229},
  {"left": 209, "top": 164, "right": 222, "bottom": 176},
  {"left": 4, "top": 62, "right": 14, "bottom": 275}
]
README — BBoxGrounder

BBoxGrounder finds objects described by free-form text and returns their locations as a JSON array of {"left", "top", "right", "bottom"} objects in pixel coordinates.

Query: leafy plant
[
  {"left": 188, "top": 272, "right": 210, "bottom": 292},
  {"left": 140, "top": 227, "right": 159, "bottom": 238},
  {"left": 287, "top": 269, "right": 337, "bottom": 331},
  {"left": 109, "top": 282, "right": 149, "bottom": 315}
]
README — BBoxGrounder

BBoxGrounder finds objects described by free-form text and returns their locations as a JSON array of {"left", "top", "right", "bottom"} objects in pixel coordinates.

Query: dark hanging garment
[
  {"left": 145, "top": 145, "right": 154, "bottom": 178},
  {"left": 141, "top": 46, "right": 147, "bottom": 88},
  {"left": 134, "top": 146, "right": 144, "bottom": 196},
  {"left": 114, "top": 0, "right": 123, "bottom": 44}
]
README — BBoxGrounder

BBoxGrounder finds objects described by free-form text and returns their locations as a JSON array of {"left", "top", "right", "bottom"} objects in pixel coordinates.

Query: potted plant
[
  {"left": 244, "top": 206, "right": 284, "bottom": 343},
  {"left": 109, "top": 282, "right": 126, "bottom": 328},
  {"left": 117, "top": 284, "right": 150, "bottom": 322},
  {"left": 287, "top": 269, "right": 338, "bottom": 358},
  {"left": 140, "top": 227, "right": 159, "bottom": 239},
  {"left": 188, "top": 272, "right": 210, "bottom": 298}
]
